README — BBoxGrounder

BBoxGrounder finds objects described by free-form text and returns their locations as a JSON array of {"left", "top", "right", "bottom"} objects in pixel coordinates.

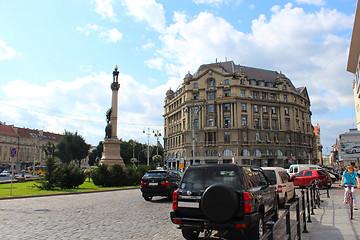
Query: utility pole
[{"left": 143, "top": 127, "right": 151, "bottom": 166}]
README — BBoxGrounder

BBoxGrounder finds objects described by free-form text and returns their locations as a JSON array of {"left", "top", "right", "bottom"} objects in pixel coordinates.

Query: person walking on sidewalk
[{"left": 341, "top": 165, "right": 360, "bottom": 210}]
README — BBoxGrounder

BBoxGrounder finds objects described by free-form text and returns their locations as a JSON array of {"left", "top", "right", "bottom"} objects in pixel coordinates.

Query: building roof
[{"left": 0, "top": 125, "right": 17, "bottom": 137}]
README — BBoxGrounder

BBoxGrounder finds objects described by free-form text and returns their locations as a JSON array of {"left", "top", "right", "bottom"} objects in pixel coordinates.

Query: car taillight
[
  {"left": 161, "top": 181, "right": 170, "bottom": 187},
  {"left": 277, "top": 185, "right": 282, "bottom": 193},
  {"left": 140, "top": 181, "right": 146, "bottom": 187},
  {"left": 243, "top": 192, "right": 252, "bottom": 213},
  {"left": 172, "top": 190, "right": 178, "bottom": 210}
]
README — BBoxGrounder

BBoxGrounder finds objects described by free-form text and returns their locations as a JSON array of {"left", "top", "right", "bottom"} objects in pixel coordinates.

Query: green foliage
[
  {"left": 56, "top": 163, "right": 86, "bottom": 189},
  {"left": 152, "top": 155, "right": 162, "bottom": 164},
  {"left": 88, "top": 141, "right": 103, "bottom": 166},
  {"left": 91, "top": 164, "right": 112, "bottom": 187},
  {"left": 37, "top": 156, "right": 58, "bottom": 190},
  {"left": 56, "top": 130, "right": 90, "bottom": 167},
  {"left": 42, "top": 142, "right": 56, "bottom": 157}
]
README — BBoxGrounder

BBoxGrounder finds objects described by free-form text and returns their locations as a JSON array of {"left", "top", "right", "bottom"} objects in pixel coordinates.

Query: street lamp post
[
  {"left": 143, "top": 127, "right": 151, "bottom": 166},
  {"left": 153, "top": 130, "right": 161, "bottom": 156}
]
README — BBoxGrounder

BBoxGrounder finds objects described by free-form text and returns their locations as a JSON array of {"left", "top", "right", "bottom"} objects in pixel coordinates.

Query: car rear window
[
  {"left": 317, "top": 170, "right": 327, "bottom": 175},
  {"left": 263, "top": 170, "right": 277, "bottom": 183},
  {"left": 143, "top": 172, "right": 167, "bottom": 178}
]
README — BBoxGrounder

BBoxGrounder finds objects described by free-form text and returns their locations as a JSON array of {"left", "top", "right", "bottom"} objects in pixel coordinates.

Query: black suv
[
  {"left": 170, "top": 164, "right": 278, "bottom": 239},
  {"left": 140, "top": 169, "right": 182, "bottom": 201}
]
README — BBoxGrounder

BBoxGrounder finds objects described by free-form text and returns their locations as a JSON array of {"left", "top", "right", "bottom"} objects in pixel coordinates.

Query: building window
[
  {"left": 194, "top": 119, "right": 199, "bottom": 129},
  {"left": 296, "top": 119, "right": 300, "bottom": 129},
  {"left": 268, "top": 82, "right": 273, "bottom": 87},
  {"left": 262, "top": 92, "right": 267, "bottom": 100},
  {"left": 253, "top": 92, "right": 257, "bottom": 99},
  {"left": 254, "top": 105, "right": 258, "bottom": 112},
  {"left": 254, "top": 118, "right": 260, "bottom": 129},
  {"left": 284, "top": 95, "right": 287, "bottom": 102},
  {"left": 263, "top": 119, "right": 269, "bottom": 129},
  {"left": 224, "top": 79, "right": 230, "bottom": 85},
  {"left": 225, "top": 117, "right": 231, "bottom": 128},
  {"left": 241, "top": 79, "right": 245, "bottom": 84},
  {"left": 286, "top": 133, "right": 291, "bottom": 143},
  {"left": 208, "top": 104, "right": 214, "bottom": 113},
  {"left": 193, "top": 93, "right": 199, "bottom": 100},
  {"left": 265, "top": 133, "right": 270, "bottom": 142},
  {"left": 208, "top": 79, "right": 215, "bottom": 87},
  {"left": 242, "top": 131, "right": 248, "bottom": 142},
  {"left": 256, "top": 132, "right": 260, "bottom": 141},
  {"left": 272, "top": 119, "right": 278, "bottom": 130},
  {"left": 250, "top": 80, "right": 256, "bottom": 85},
  {"left": 285, "top": 107, "right": 289, "bottom": 115},
  {"left": 224, "top": 90, "right": 231, "bottom": 97},
  {"left": 207, "top": 132, "right": 216, "bottom": 144},
  {"left": 223, "top": 149, "right": 233, "bottom": 157},
  {"left": 224, "top": 103, "right": 231, "bottom": 112},
  {"left": 259, "top": 81, "right": 265, "bottom": 87},
  {"left": 274, "top": 133, "right": 279, "bottom": 143},
  {"left": 242, "top": 149, "right": 250, "bottom": 156},
  {"left": 271, "top": 107, "right": 276, "bottom": 114},
  {"left": 207, "top": 92, "right": 216, "bottom": 100},
  {"left": 295, "top": 108, "right": 299, "bottom": 117},
  {"left": 194, "top": 83, "right": 198, "bottom": 88},
  {"left": 206, "top": 149, "right": 217, "bottom": 156},
  {"left": 270, "top": 94, "right": 275, "bottom": 101},
  {"left": 224, "top": 131, "right": 230, "bottom": 144},
  {"left": 242, "top": 103, "right": 247, "bottom": 112},
  {"left": 208, "top": 118, "right": 215, "bottom": 127},
  {"left": 262, "top": 106, "right": 267, "bottom": 113},
  {"left": 283, "top": 85, "right": 287, "bottom": 90},
  {"left": 285, "top": 118, "right": 290, "bottom": 129},
  {"left": 241, "top": 90, "right": 245, "bottom": 98},
  {"left": 241, "top": 116, "right": 247, "bottom": 126}
]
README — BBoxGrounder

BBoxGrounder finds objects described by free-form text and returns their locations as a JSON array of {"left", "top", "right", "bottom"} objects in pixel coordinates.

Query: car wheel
[
  {"left": 201, "top": 184, "right": 239, "bottom": 223},
  {"left": 181, "top": 229, "right": 200, "bottom": 240},
  {"left": 143, "top": 195, "right": 152, "bottom": 201},
  {"left": 247, "top": 212, "right": 264, "bottom": 239}
]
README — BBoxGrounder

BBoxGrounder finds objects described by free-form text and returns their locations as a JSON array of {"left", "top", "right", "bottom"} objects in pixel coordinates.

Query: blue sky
[{"left": 0, "top": 0, "right": 358, "bottom": 154}]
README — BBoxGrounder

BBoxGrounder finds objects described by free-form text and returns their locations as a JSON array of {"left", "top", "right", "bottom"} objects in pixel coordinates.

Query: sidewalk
[{"left": 302, "top": 183, "right": 360, "bottom": 240}]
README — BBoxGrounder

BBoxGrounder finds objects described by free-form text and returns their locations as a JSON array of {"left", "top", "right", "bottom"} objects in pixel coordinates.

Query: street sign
[{"left": 10, "top": 147, "right": 17, "bottom": 158}]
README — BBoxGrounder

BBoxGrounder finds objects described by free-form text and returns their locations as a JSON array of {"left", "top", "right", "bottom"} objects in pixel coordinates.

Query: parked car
[
  {"left": 0, "top": 170, "right": 10, "bottom": 177},
  {"left": 140, "top": 169, "right": 182, "bottom": 201},
  {"left": 290, "top": 169, "right": 332, "bottom": 188},
  {"left": 170, "top": 164, "right": 278, "bottom": 239},
  {"left": 261, "top": 167, "right": 295, "bottom": 205},
  {"left": 288, "top": 164, "right": 322, "bottom": 177}
]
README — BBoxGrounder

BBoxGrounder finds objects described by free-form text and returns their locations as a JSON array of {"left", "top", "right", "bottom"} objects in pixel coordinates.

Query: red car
[{"left": 290, "top": 169, "right": 332, "bottom": 188}]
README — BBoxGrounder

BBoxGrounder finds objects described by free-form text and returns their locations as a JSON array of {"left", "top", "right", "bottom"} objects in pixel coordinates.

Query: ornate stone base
[{"left": 100, "top": 137, "right": 125, "bottom": 167}]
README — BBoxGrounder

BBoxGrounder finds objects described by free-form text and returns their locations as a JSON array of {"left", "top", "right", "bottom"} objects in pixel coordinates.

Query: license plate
[
  {"left": 178, "top": 201, "right": 199, "bottom": 208},
  {"left": 149, "top": 183, "right": 157, "bottom": 186}
]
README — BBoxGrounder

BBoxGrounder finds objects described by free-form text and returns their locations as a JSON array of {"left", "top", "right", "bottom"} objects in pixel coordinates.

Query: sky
[{"left": 0, "top": 0, "right": 358, "bottom": 154}]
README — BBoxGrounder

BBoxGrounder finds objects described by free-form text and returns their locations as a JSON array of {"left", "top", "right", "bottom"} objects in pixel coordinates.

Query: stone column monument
[{"left": 100, "top": 65, "right": 125, "bottom": 167}]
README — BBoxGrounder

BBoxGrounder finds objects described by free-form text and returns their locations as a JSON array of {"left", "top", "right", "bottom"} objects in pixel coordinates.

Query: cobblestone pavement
[{"left": 0, "top": 189, "right": 184, "bottom": 240}]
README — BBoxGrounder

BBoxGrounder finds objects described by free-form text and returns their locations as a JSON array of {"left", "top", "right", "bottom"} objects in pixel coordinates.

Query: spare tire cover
[{"left": 201, "top": 183, "right": 239, "bottom": 223}]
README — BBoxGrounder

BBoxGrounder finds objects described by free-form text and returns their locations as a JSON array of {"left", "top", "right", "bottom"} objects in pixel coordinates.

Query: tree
[
  {"left": 42, "top": 142, "right": 56, "bottom": 157},
  {"left": 88, "top": 141, "right": 103, "bottom": 166},
  {"left": 56, "top": 130, "right": 90, "bottom": 167}
]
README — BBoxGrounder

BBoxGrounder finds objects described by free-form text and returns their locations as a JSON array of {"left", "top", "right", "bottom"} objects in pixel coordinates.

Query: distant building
[
  {"left": 313, "top": 124, "right": 323, "bottom": 165},
  {"left": 0, "top": 122, "right": 62, "bottom": 171},
  {"left": 163, "top": 61, "right": 317, "bottom": 170},
  {"left": 347, "top": 0, "right": 360, "bottom": 130}
]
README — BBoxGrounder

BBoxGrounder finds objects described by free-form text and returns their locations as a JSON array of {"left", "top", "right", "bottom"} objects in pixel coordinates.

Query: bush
[
  {"left": 57, "top": 163, "right": 86, "bottom": 189},
  {"left": 91, "top": 164, "right": 111, "bottom": 187},
  {"left": 37, "top": 156, "right": 59, "bottom": 190},
  {"left": 109, "top": 164, "right": 127, "bottom": 187}
]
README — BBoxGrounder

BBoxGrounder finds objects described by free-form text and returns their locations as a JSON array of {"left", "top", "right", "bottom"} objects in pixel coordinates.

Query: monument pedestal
[{"left": 100, "top": 137, "right": 124, "bottom": 167}]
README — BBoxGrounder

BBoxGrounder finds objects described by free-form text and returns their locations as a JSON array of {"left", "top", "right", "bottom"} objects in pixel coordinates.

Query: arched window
[
  {"left": 241, "top": 149, "right": 250, "bottom": 156},
  {"left": 303, "top": 151, "right": 307, "bottom": 158},
  {"left": 285, "top": 150, "right": 292, "bottom": 157},
  {"left": 223, "top": 149, "right": 233, "bottom": 156},
  {"left": 297, "top": 151, "right": 301, "bottom": 157},
  {"left": 206, "top": 149, "right": 217, "bottom": 156},
  {"left": 265, "top": 149, "right": 273, "bottom": 156},
  {"left": 177, "top": 152, "right": 181, "bottom": 158},
  {"left": 254, "top": 149, "right": 261, "bottom": 156},
  {"left": 275, "top": 150, "right": 283, "bottom": 157}
]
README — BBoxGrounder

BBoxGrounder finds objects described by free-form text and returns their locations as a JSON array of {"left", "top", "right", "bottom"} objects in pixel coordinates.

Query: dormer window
[
  {"left": 207, "top": 78, "right": 215, "bottom": 87},
  {"left": 267, "top": 82, "right": 273, "bottom": 87},
  {"left": 259, "top": 81, "right": 265, "bottom": 86},
  {"left": 224, "top": 79, "right": 230, "bottom": 85},
  {"left": 194, "top": 83, "right": 198, "bottom": 88}
]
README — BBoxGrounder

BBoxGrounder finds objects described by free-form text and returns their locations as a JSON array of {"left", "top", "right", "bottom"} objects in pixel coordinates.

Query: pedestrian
[{"left": 341, "top": 165, "right": 360, "bottom": 210}]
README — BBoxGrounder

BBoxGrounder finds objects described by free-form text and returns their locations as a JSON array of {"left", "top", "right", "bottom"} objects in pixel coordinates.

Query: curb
[{"left": 0, "top": 186, "right": 140, "bottom": 201}]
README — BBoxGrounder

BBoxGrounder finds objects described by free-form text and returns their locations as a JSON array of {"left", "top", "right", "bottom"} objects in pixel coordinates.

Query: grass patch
[{"left": 0, "top": 179, "right": 138, "bottom": 198}]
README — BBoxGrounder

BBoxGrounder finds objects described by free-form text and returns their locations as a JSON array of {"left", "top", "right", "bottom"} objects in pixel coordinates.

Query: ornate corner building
[{"left": 163, "top": 61, "right": 317, "bottom": 169}]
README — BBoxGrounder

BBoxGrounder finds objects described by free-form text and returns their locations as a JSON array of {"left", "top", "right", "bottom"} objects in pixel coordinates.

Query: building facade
[
  {"left": 347, "top": 0, "right": 360, "bottom": 130},
  {"left": 313, "top": 124, "right": 323, "bottom": 165},
  {"left": 0, "top": 123, "right": 62, "bottom": 171},
  {"left": 338, "top": 129, "right": 360, "bottom": 167},
  {"left": 163, "top": 61, "right": 316, "bottom": 170}
]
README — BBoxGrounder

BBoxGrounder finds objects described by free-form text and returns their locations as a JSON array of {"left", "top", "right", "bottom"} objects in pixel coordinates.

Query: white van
[{"left": 288, "top": 164, "right": 322, "bottom": 176}]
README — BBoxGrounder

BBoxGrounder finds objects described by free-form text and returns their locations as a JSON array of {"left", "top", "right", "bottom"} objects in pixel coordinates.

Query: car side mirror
[{"left": 269, "top": 180, "right": 276, "bottom": 185}]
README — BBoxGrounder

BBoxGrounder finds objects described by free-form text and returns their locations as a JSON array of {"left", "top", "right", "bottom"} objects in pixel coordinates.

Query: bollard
[
  {"left": 310, "top": 186, "right": 315, "bottom": 214},
  {"left": 301, "top": 190, "right": 308, "bottom": 233},
  {"left": 306, "top": 188, "right": 312, "bottom": 222},
  {"left": 266, "top": 221, "right": 275, "bottom": 240},
  {"left": 295, "top": 196, "right": 301, "bottom": 240},
  {"left": 312, "top": 185, "right": 317, "bottom": 210},
  {"left": 285, "top": 203, "right": 291, "bottom": 240}
]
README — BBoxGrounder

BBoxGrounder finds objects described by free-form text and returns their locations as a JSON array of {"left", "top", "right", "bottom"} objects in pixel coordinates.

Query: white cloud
[
  {"left": 93, "top": 0, "right": 117, "bottom": 20},
  {"left": 0, "top": 72, "right": 165, "bottom": 146},
  {"left": 145, "top": 58, "right": 164, "bottom": 70},
  {"left": 142, "top": 41, "right": 155, "bottom": 49},
  {"left": 122, "top": 0, "right": 166, "bottom": 32},
  {"left": 100, "top": 28, "right": 123, "bottom": 42},
  {"left": 76, "top": 24, "right": 100, "bottom": 36},
  {"left": 294, "top": 0, "right": 325, "bottom": 6},
  {"left": 0, "top": 39, "right": 17, "bottom": 61}
]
